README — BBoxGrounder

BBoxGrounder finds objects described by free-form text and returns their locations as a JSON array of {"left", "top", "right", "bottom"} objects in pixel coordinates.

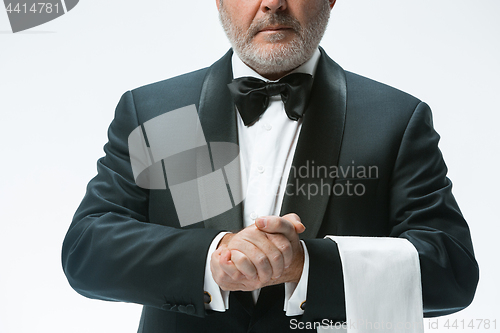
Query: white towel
[{"left": 318, "top": 236, "right": 423, "bottom": 333}]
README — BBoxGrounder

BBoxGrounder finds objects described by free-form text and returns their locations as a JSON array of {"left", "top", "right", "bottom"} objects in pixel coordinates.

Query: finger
[
  {"left": 210, "top": 249, "right": 230, "bottom": 285},
  {"left": 229, "top": 249, "right": 258, "bottom": 280},
  {"left": 255, "top": 216, "right": 298, "bottom": 241},
  {"left": 233, "top": 228, "right": 286, "bottom": 280},
  {"left": 211, "top": 249, "right": 260, "bottom": 291},
  {"left": 211, "top": 247, "right": 229, "bottom": 279},
  {"left": 282, "top": 213, "right": 306, "bottom": 234},
  {"left": 219, "top": 249, "right": 246, "bottom": 281},
  {"left": 266, "top": 233, "right": 293, "bottom": 269},
  {"left": 255, "top": 216, "right": 300, "bottom": 270},
  {"left": 227, "top": 238, "right": 276, "bottom": 282}
]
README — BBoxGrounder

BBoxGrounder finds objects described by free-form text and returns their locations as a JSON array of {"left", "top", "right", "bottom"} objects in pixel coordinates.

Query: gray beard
[{"left": 219, "top": 2, "right": 331, "bottom": 76}]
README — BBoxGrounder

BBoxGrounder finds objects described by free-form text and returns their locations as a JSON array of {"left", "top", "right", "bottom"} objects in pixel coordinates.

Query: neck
[
  {"left": 245, "top": 63, "right": 300, "bottom": 81},
  {"left": 238, "top": 50, "right": 320, "bottom": 81},
  {"left": 232, "top": 48, "right": 322, "bottom": 82},
  {"left": 260, "top": 70, "right": 294, "bottom": 81}
]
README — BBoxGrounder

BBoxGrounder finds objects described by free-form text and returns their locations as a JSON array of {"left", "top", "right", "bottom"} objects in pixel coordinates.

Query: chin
[{"left": 238, "top": 41, "right": 313, "bottom": 76}]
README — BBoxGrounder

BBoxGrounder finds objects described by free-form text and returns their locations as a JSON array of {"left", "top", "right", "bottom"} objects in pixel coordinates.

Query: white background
[{"left": 1, "top": 0, "right": 499, "bottom": 332}]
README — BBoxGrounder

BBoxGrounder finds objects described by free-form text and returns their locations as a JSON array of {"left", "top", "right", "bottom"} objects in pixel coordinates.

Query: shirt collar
[{"left": 231, "top": 48, "right": 321, "bottom": 82}]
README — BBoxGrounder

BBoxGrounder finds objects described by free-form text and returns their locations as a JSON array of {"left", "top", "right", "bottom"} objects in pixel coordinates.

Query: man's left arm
[
  {"left": 299, "top": 101, "right": 479, "bottom": 322},
  {"left": 387, "top": 101, "right": 479, "bottom": 316}
]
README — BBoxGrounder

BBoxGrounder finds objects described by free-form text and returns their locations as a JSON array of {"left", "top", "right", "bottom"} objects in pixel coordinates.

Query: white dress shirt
[
  {"left": 202, "top": 50, "right": 424, "bottom": 332},
  {"left": 203, "top": 49, "right": 322, "bottom": 316}
]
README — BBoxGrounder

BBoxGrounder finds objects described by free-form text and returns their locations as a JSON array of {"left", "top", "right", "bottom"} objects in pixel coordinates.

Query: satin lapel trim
[
  {"left": 199, "top": 49, "right": 244, "bottom": 232},
  {"left": 280, "top": 48, "right": 347, "bottom": 239}
]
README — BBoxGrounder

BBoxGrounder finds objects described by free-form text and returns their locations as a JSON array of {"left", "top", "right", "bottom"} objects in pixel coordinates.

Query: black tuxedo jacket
[{"left": 62, "top": 48, "right": 479, "bottom": 333}]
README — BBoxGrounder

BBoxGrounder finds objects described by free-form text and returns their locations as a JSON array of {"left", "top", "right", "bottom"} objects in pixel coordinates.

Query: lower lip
[{"left": 259, "top": 28, "right": 292, "bottom": 34}]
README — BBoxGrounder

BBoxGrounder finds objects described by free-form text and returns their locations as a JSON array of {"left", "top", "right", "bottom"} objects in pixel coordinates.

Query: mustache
[{"left": 247, "top": 13, "right": 302, "bottom": 37}]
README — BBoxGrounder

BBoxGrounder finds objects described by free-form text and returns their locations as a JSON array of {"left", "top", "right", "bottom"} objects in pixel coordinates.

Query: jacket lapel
[
  {"left": 280, "top": 48, "right": 347, "bottom": 239},
  {"left": 197, "top": 48, "right": 347, "bottom": 321},
  {"left": 197, "top": 50, "right": 255, "bottom": 316},
  {"left": 197, "top": 48, "right": 347, "bottom": 236},
  {"left": 252, "top": 49, "right": 348, "bottom": 327},
  {"left": 198, "top": 50, "right": 244, "bottom": 232}
]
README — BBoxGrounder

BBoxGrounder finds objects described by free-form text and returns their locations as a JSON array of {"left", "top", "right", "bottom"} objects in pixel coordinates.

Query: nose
[{"left": 260, "top": 0, "right": 287, "bottom": 13}]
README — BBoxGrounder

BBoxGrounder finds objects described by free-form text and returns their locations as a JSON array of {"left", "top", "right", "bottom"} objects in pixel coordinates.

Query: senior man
[{"left": 62, "top": 0, "right": 479, "bottom": 332}]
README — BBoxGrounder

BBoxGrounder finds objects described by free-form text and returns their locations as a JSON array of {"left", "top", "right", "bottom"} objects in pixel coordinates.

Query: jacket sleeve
[
  {"left": 61, "top": 91, "right": 220, "bottom": 318},
  {"left": 388, "top": 101, "right": 479, "bottom": 317},
  {"left": 301, "top": 101, "right": 478, "bottom": 322}
]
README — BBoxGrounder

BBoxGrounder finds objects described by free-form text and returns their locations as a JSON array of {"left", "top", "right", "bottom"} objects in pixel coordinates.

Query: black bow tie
[{"left": 227, "top": 73, "right": 314, "bottom": 126}]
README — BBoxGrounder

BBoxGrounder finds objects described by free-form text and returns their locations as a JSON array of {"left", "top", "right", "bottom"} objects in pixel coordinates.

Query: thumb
[{"left": 282, "top": 213, "right": 306, "bottom": 234}]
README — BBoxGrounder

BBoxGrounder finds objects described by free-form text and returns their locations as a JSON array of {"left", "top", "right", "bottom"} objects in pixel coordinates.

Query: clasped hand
[{"left": 210, "top": 213, "right": 305, "bottom": 291}]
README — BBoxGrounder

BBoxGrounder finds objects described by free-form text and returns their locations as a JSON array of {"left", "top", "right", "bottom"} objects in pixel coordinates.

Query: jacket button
[
  {"left": 185, "top": 304, "right": 195, "bottom": 315},
  {"left": 161, "top": 303, "right": 171, "bottom": 311},
  {"left": 178, "top": 305, "right": 187, "bottom": 313},
  {"left": 300, "top": 301, "right": 306, "bottom": 310}
]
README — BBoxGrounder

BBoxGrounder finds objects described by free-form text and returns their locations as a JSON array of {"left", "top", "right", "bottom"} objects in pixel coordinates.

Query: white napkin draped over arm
[{"left": 318, "top": 236, "right": 424, "bottom": 333}]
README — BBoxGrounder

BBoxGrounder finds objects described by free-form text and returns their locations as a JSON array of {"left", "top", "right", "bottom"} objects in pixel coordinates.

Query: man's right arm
[
  {"left": 204, "top": 232, "right": 230, "bottom": 311},
  {"left": 61, "top": 91, "right": 221, "bottom": 318}
]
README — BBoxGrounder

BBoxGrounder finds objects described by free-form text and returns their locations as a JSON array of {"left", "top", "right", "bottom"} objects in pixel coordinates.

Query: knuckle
[
  {"left": 231, "top": 254, "right": 242, "bottom": 265},
  {"left": 279, "top": 242, "right": 291, "bottom": 252},
  {"left": 271, "top": 252, "right": 282, "bottom": 263},
  {"left": 256, "top": 255, "right": 269, "bottom": 266},
  {"left": 274, "top": 218, "right": 283, "bottom": 228},
  {"left": 233, "top": 251, "right": 249, "bottom": 264}
]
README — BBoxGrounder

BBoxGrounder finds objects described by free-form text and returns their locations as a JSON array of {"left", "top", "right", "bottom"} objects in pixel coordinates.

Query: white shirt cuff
[
  {"left": 284, "top": 240, "right": 309, "bottom": 316},
  {"left": 203, "top": 232, "right": 230, "bottom": 311}
]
